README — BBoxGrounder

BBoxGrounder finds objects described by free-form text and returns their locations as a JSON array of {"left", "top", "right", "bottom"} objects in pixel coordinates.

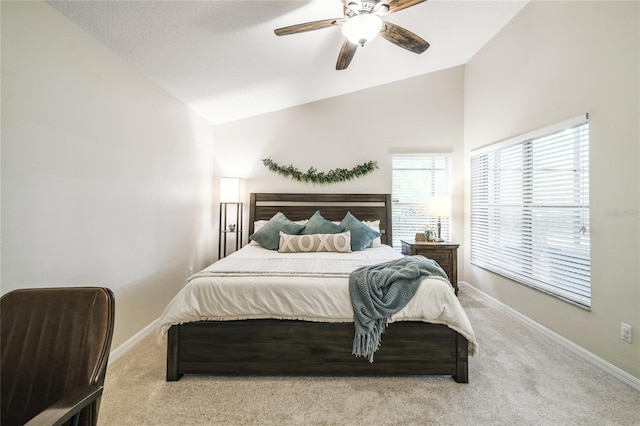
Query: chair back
[{"left": 1, "top": 287, "right": 115, "bottom": 426}]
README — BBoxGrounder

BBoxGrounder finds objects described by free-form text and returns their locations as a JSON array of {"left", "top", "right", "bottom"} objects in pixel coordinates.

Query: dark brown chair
[{"left": 1, "top": 287, "right": 115, "bottom": 426}]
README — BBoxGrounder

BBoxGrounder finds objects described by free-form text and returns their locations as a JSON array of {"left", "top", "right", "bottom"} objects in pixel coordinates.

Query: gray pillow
[
  {"left": 339, "top": 211, "right": 381, "bottom": 251},
  {"left": 249, "top": 212, "right": 305, "bottom": 250},
  {"left": 300, "top": 211, "right": 345, "bottom": 235}
]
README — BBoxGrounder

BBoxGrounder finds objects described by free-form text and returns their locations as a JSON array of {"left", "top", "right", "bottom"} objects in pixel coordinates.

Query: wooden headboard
[{"left": 248, "top": 193, "right": 393, "bottom": 246}]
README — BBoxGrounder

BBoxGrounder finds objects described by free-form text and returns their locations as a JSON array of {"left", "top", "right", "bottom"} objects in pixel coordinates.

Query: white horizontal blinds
[
  {"left": 470, "top": 117, "right": 591, "bottom": 307},
  {"left": 392, "top": 155, "right": 451, "bottom": 250}
]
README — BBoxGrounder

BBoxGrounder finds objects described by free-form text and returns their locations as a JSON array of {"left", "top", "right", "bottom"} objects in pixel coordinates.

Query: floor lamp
[{"left": 219, "top": 177, "right": 243, "bottom": 259}]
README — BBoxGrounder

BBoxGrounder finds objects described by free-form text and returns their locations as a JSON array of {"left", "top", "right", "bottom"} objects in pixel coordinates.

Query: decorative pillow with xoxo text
[{"left": 278, "top": 231, "right": 352, "bottom": 253}]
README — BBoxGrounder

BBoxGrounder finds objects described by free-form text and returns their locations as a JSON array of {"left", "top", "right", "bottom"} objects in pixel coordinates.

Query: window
[
  {"left": 392, "top": 154, "right": 451, "bottom": 250},
  {"left": 470, "top": 115, "right": 591, "bottom": 307}
]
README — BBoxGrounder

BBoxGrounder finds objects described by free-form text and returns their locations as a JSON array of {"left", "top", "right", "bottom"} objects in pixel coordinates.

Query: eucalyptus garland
[{"left": 262, "top": 158, "right": 378, "bottom": 184}]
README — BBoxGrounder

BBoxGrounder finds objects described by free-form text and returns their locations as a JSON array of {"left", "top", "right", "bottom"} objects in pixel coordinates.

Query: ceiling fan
[{"left": 274, "top": 0, "right": 430, "bottom": 70}]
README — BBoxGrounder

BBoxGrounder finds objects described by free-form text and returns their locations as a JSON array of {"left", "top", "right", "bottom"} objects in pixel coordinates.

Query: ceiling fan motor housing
[{"left": 345, "top": 1, "right": 389, "bottom": 18}]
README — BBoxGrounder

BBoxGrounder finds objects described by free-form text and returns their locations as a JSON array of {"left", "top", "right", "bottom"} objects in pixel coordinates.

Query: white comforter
[{"left": 157, "top": 245, "right": 478, "bottom": 355}]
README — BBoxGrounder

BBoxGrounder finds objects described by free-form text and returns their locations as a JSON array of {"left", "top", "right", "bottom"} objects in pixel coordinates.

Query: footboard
[{"left": 167, "top": 320, "right": 468, "bottom": 383}]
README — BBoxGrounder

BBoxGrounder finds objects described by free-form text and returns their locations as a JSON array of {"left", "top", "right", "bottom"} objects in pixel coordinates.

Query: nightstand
[{"left": 400, "top": 240, "right": 460, "bottom": 295}]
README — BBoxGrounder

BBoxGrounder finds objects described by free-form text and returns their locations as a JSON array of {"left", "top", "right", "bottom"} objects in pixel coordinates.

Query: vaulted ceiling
[{"left": 49, "top": 0, "right": 528, "bottom": 125}]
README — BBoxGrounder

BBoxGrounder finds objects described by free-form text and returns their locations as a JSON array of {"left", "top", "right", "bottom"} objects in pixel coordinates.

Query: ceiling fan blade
[
  {"left": 336, "top": 40, "right": 358, "bottom": 70},
  {"left": 381, "top": 0, "right": 427, "bottom": 15},
  {"left": 274, "top": 18, "right": 345, "bottom": 36},
  {"left": 380, "top": 21, "right": 429, "bottom": 54}
]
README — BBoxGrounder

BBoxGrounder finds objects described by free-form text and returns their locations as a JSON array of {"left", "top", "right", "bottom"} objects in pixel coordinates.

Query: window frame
[
  {"left": 391, "top": 153, "right": 452, "bottom": 251},
  {"left": 470, "top": 114, "right": 591, "bottom": 308}
]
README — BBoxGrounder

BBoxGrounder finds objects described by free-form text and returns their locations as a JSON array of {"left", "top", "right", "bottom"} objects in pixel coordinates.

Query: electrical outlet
[
  {"left": 621, "top": 323, "right": 632, "bottom": 343},
  {"left": 188, "top": 266, "right": 194, "bottom": 276}
]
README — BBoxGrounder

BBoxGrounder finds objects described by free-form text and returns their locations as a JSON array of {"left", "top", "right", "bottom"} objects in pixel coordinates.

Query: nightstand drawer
[
  {"left": 400, "top": 240, "right": 460, "bottom": 295},
  {"left": 419, "top": 249, "right": 452, "bottom": 267}
]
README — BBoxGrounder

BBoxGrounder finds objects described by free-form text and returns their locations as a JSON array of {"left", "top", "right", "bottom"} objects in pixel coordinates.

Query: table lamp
[{"left": 427, "top": 196, "right": 450, "bottom": 242}]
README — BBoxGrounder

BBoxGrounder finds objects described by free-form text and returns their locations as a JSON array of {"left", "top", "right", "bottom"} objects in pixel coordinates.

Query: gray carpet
[{"left": 98, "top": 285, "right": 640, "bottom": 425}]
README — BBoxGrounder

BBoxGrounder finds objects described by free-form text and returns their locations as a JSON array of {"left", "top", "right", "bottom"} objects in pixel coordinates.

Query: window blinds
[
  {"left": 392, "top": 155, "right": 451, "bottom": 250},
  {"left": 470, "top": 115, "right": 591, "bottom": 307}
]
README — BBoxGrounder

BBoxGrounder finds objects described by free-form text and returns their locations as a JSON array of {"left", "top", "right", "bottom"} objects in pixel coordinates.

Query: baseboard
[
  {"left": 108, "top": 318, "right": 159, "bottom": 365},
  {"left": 460, "top": 282, "right": 640, "bottom": 391}
]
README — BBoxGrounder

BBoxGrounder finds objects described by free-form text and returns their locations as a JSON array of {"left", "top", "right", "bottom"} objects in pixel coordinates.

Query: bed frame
[{"left": 166, "top": 193, "right": 469, "bottom": 383}]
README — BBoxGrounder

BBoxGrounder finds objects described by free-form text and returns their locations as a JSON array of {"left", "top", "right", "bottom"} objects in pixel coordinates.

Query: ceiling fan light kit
[
  {"left": 341, "top": 13, "right": 383, "bottom": 46},
  {"left": 274, "top": 0, "right": 429, "bottom": 70}
]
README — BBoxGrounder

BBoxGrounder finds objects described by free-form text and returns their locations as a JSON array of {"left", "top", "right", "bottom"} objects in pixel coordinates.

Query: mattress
[{"left": 157, "top": 244, "right": 478, "bottom": 355}]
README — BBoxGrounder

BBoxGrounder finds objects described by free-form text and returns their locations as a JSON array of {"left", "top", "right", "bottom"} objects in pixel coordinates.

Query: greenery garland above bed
[{"left": 262, "top": 158, "right": 378, "bottom": 184}]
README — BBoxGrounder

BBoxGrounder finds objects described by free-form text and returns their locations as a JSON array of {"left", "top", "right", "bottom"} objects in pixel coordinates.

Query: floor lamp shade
[{"left": 219, "top": 177, "right": 241, "bottom": 203}]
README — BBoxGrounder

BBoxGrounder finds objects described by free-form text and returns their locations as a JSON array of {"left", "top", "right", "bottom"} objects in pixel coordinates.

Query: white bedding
[{"left": 157, "top": 244, "right": 477, "bottom": 355}]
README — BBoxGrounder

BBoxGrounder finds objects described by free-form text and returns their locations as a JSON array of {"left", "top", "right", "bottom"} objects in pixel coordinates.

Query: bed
[{"left": 159, "top": 193, "right": 477, "bottom": 383}]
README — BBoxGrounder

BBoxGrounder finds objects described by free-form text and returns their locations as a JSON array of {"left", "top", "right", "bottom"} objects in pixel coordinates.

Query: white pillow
[
  {"left": 253, "top": 220, "right": 269, "bottom": 232},
  {"left": 363, "top": 220, "right": 382, "bottom": 247},
  {"left": 278, "top": 231, "right": 352, "bottom": 253},
  {"left": 254, "top": 219, "right": 307, "bottom": 232}
]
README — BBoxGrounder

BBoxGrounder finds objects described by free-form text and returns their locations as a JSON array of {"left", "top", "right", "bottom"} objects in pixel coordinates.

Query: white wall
[
  {"left": 213, "top": 67, "right": 466, "bottom": 249},
  {"left": 464, "top": 0, "right": 639, "bottom": 378},
  {"left": 1, "top": 1, "right": 215, "bottom": 349}
]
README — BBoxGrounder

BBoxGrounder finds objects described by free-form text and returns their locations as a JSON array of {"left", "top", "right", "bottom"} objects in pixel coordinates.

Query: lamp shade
[
  {"left": 341, "top": 13, "right": 383, "bottom": 46},
  {"left": 427, "top": 196, "right": 451, "bottom": 217},
  {"left": 219, "top": 177, "right": 241, "bottom": 203}
]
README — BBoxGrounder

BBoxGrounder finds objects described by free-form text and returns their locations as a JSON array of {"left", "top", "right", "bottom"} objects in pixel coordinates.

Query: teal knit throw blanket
[{"left": 349, "top": 255, "right": 448, "bottom": 362}]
